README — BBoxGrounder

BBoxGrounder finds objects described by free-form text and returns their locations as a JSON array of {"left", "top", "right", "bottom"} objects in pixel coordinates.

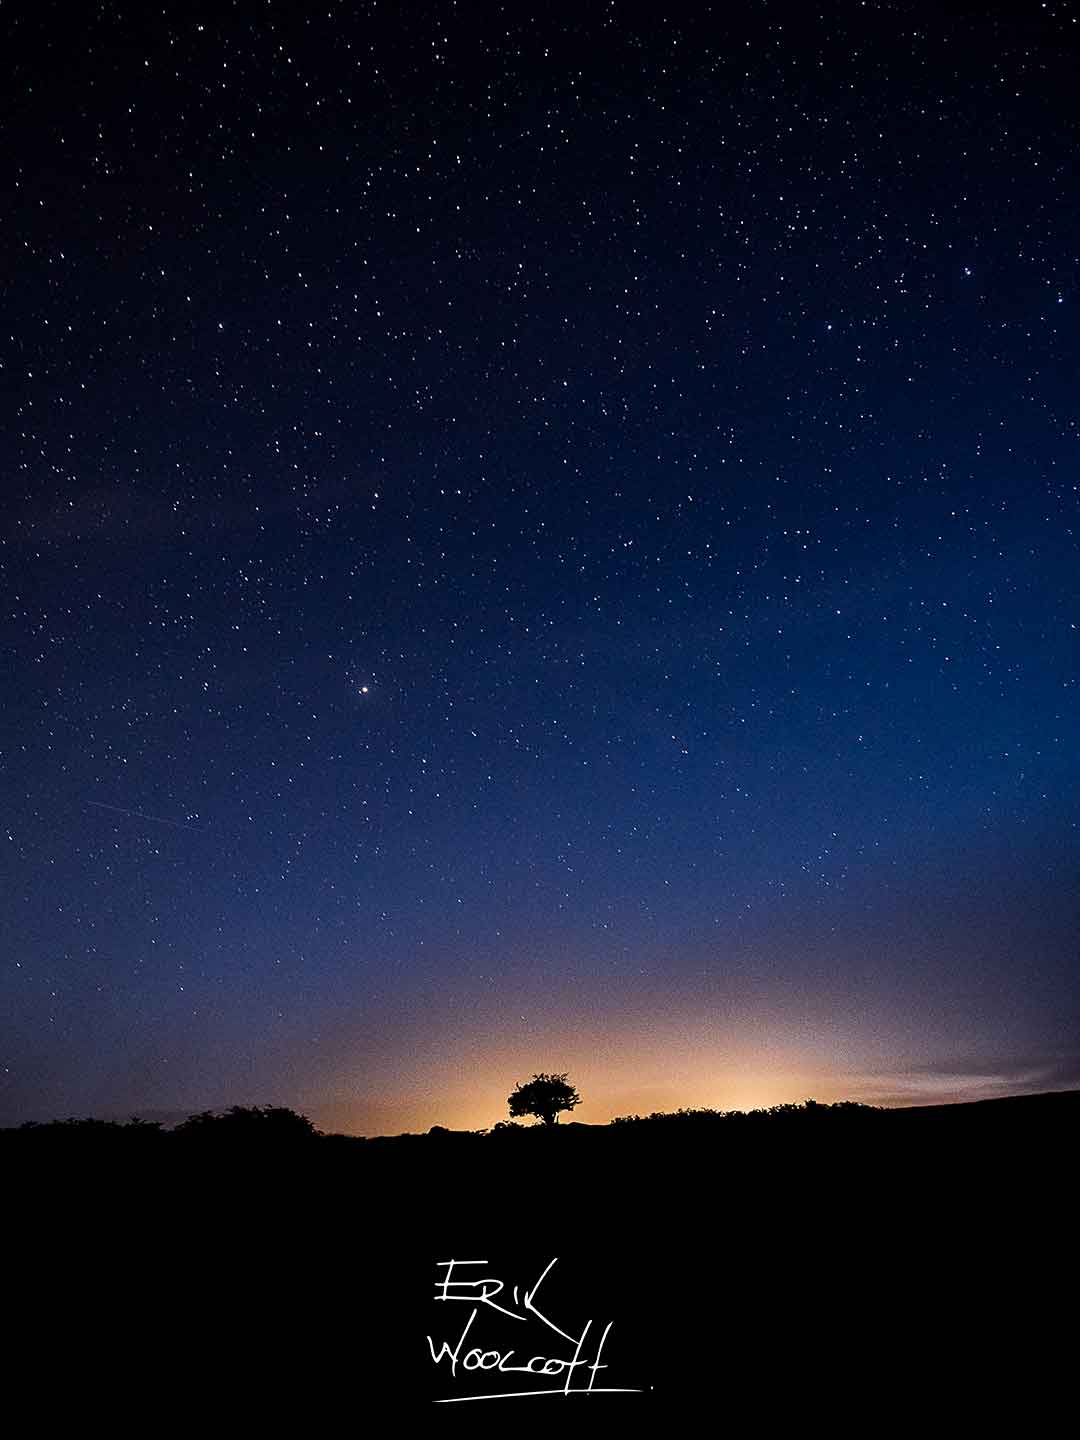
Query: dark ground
[{"left": 9, "top": 1091, "right": 1074, "bottom": 1429}]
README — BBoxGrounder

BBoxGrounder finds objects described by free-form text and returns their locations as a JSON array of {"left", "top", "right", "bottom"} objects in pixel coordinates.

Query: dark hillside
[{"left": 7, "top": 1092, "right": 1072, "bottom": 1424}]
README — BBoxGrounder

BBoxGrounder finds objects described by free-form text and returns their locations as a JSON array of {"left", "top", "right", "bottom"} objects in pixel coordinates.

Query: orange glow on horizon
[
  {"left": 300, "top": 999, "right": 1041, "bottom": 1136},
  {"left": 307, "top": 1033, "right": 862, "bottom": 1136}
]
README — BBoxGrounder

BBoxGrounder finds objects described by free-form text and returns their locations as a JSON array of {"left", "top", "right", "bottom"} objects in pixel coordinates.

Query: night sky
[{"left": 4, "top": 1, "right": 1078, "bottom": 1136}]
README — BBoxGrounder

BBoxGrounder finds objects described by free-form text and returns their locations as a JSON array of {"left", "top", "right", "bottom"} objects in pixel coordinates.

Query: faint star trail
[{"left": 86, "top": 801, "right": 205, "bottom": 832}]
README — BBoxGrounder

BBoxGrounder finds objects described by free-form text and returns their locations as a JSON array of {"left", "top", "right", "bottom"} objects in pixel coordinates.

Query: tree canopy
[{"left": 507, "top": 1072, "right": 581, "bottom": 1125}]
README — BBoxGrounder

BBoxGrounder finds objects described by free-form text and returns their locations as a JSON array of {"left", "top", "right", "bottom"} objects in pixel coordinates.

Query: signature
[{"left": 426, "top": 1257, "right": 642, "bottom": 1403}]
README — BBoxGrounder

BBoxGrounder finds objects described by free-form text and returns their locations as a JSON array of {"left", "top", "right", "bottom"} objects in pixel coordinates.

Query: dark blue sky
[{"left": 3, "top": 1, "right": 1078, "bottom": 1133}]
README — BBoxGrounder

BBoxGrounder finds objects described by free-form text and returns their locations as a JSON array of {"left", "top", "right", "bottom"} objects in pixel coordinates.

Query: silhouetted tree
[{"left": 507, "top": 1072, "right": 581, "bottom": 1125}]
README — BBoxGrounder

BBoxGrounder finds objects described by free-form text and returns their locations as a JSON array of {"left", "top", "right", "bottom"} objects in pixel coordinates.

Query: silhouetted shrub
[{"left": 172, "top": 1105, "right": 319, "bottom": 1145}]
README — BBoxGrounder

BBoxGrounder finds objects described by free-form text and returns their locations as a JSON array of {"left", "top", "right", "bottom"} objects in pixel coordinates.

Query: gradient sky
[{"left": 3, "top": 1, "right": 1078, "bottom": 1135}]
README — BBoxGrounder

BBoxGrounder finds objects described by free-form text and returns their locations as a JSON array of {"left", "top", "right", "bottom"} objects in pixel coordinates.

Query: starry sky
[{"left": 3, "top": 1, "right": 1078, "bottom": 1135}]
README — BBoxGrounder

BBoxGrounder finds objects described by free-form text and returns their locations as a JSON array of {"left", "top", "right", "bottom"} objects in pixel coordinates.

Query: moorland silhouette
[{"left": 7, "top": 1087, "right": 1072, "bottom": 1422}]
